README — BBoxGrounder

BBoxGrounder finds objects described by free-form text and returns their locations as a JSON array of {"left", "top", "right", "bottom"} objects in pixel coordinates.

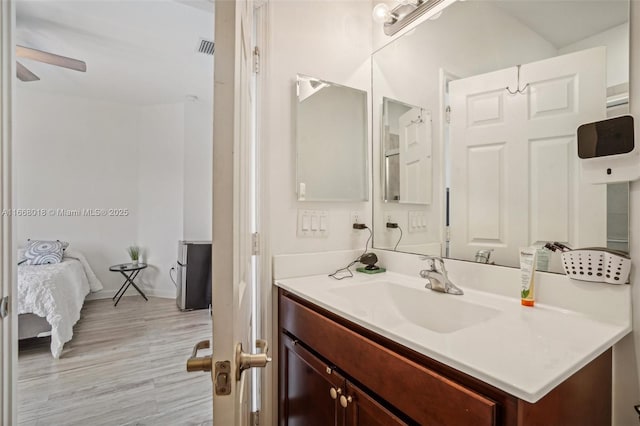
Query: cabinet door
[
  {"left": 344, "top": 381, "right": 410, "bottom": 426},
  {"left": 280, "top": 334, "right": 346, "bottom": 426}
]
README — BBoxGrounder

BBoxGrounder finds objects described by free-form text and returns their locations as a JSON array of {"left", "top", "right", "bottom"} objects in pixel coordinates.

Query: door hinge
[
  {"left": 445, "top": 105, "right": 451, "bottom": 124},
  {"left": 0, "top": 296, "right": 8, "bottom": 318},
  {"left": 250, "top": 410, "right": 260, "bottom": 426},
  {"left": 253, "top": 46, "right": 260, "bottom": 74},
  {"left": 252, "top": 232, "right": 260, "bottom": 255}
]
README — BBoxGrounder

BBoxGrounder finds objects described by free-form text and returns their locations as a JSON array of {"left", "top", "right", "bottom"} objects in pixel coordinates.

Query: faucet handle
[
  {"left": 419, "top": 255, "right": 436, "bottom": 271},
  {"left": 419, "top": 255, "right": 446, "bottom": 273}
]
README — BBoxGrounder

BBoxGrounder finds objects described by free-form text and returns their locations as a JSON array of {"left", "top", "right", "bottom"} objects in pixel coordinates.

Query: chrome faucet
[
  {"left": 474, "top": 249, "right": 494, "bottom": 264},
  {"left": 419, "top": 255, "right": 464, "bottom": 295}
]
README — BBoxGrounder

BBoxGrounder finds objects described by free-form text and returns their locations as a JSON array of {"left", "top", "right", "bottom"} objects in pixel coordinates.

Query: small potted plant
[{"left": 127, "top": 246, "right": 140, "bottom": 266}]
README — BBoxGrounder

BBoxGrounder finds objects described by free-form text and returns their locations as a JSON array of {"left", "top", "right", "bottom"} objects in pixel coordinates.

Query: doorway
[{"left": 12, "top": 1, "right": 215, "bottom": 423}]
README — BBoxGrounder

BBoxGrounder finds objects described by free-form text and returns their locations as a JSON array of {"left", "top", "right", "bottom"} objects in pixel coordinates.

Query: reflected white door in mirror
[
  {"left": 382, "top": 98, "right": 432, "bottom": 205},
  {"left": 449, "top": 48, "right": 607, "bottom": 270}
]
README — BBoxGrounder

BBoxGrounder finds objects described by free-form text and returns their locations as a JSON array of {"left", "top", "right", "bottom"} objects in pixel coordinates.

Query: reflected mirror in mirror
[
  {"left": 296, "top": 74, "right": 368, "bottom": 202},
  {"left": 372, "top": 0, "right": 629, "bottom": 273},
  {"left": 382, "top": 97, "right": 433, "bottom": 205}
]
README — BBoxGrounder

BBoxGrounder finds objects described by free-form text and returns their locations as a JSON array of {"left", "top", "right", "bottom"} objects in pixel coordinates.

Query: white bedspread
[{"left": 18, "top": 249, "right": 103, "bottom": 358}]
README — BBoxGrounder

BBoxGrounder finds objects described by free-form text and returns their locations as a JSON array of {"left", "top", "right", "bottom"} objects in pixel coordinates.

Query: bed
[{"left": 18, "top": 249, "right": 103, "bottom": 358}]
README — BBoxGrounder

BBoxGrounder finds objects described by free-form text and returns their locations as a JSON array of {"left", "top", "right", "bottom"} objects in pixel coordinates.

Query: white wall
[
  {"left": 183, "top": 100, "right": 213, "bottom": 241},
  {"left": 267, "top": 0, "right": 373, "bottom": 256},
  {"left": 14, "top": 90, "right": 212, "bottom": 298},
  {"left": 14, "top": 89, "right": 140, "bottom": 294},
  {"left": 136, "top": 103, "right": 185, "bottom": 297},
  {"left": 560, "top": 23, "right": 629, "bottom": 88}
]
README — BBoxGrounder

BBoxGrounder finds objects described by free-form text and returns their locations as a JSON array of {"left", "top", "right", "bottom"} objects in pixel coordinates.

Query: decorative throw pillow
[
  {"left": 26, "top": 239, "right": 69, "bottom": 250},
  {"left": 23, "top": 240, "right": 66, "bottom": 265}
]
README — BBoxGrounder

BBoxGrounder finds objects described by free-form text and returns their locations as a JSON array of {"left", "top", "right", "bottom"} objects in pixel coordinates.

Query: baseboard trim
[
  {"left": 86, "top": 291, "right": 113, "bottom": 301},
  {"left": 145, "top": 288, "right": 177, "bottom": 299},
  {"left": 86, "top": 288, "right": 176, "bottom": 301}
]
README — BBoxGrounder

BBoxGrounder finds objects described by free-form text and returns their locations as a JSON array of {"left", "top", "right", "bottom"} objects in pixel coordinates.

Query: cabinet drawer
[{"left": 281, "top": 294, "right": 497, "bottom": 426}]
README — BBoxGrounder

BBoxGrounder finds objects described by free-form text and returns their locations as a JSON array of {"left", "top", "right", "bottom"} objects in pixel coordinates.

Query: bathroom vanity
[{"left": 276, "top": 271, "right": 630, "bottom": 425}]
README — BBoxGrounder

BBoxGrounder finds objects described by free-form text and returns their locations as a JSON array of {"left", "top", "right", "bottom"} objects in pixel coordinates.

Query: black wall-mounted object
[{"left": 577, "top": 115, "right": 634, "bottom": 159}]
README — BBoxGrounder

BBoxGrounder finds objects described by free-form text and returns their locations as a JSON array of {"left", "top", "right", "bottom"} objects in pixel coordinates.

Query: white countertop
[{"left": 275, "top": 270, "right": 631, "bottom": 403}]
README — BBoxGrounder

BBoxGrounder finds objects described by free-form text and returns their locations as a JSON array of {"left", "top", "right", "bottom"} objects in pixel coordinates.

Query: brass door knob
[
  {"left": 340, "top": 395, "right": 353, "bottom": 408},
  {"left": 329, "top": 387, "right": 342, "bottom": 400},
  {"left": 235, "top": 339, "right": 272, "bottom": 380},
  {"left": 186, "top": 340, "right": 212, "bottom": 372}
]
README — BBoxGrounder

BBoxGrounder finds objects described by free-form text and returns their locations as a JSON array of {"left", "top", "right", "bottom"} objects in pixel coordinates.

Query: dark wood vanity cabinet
[
  {"left": 343, "top": 380, "right": 409, "bottom": 426},
  {"left": 278, "top": 289, "right": 613, "bottom": 426},
  {"left": 281, "top": 333, "right": 407, "bottom": 426}
]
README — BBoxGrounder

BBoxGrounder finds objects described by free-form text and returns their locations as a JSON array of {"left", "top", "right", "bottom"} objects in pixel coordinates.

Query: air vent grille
[{"left": 197, "top": 39, "right": 215, "bottom": 55}]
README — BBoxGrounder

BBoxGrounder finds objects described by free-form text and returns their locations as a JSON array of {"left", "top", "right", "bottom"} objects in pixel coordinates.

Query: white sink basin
[{"left": 328, "top": 281, "right": 500, "bottom": 333}]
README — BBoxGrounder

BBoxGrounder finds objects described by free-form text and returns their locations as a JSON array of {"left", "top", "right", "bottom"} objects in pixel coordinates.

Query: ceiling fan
[{"left": 16, "top": 45, "right": 87, "bottom": 82}]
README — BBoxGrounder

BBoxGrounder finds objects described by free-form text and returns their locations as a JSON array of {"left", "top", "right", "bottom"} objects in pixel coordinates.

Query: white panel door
[
  {"left": 521, "top": 48, "right": 607, "bottom": 249},
  {"left": 450, "top": 48, "right": 607, "bottom": 266},
  {"left": 210, "top": 0, "right": 266, "bottom": 424},
  {"left": 399, "top": 108, "right": 432, "bottom": 204},
  {"left": 449, "top": 67, "right": 522, "bottom": 266}
]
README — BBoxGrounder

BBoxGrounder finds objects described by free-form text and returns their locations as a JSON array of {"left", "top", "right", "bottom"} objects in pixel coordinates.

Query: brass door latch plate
[{"left": 215, "top": 361, "right": 231, "bottom": 395}]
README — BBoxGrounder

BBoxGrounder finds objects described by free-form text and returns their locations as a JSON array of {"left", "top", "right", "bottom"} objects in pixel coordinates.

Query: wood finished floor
[{"left": 18, "top": 297, "right": 213, "bottom": 426}]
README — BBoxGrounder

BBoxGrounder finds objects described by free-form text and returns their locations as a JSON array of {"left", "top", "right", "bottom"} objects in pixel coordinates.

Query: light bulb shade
[{"left": 372, "top": 3, "right": 392, "bottom": 23}]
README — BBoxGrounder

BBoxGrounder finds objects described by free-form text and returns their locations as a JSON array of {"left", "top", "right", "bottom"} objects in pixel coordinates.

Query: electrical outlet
[
  {"left": 351, "top": 211, "right": 365, "bottom": 228},
  {"left": 385, "top": 211, "right": 403, "bottom": 231},
  {"left": 385, "top": 213, "right": 395, "bottom": 230}
]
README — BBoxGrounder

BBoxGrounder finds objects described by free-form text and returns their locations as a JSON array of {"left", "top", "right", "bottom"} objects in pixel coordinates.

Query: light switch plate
[
  {"left": 408, "top": 210, "right": 428, "bottom": 233},
  {"left": 297, "top": 209, "right": 329, "bottom": 237}
]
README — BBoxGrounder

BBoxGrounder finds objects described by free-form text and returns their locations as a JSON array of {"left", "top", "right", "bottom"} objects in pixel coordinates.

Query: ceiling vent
[{"left": 197, "top": 38, "right": 215, "bottom": 55}]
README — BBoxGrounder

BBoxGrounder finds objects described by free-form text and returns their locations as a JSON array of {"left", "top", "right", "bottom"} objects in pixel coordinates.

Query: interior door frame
[
  {"left": 213, "top": 0, "right": 273, "bottom": 422},
  {"left": 0, "top": 0, "right": 16, "bottom": 424},
  {"left": 438, "top": 68, "right": 458, "bottom": 258},
  {"left": 252, "top": 1, "right": 275, "bottom": 423}
]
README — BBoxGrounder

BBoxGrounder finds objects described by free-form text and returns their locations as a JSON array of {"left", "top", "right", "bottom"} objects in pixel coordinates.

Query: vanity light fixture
[{"left": 373, "top": 0, "right": 458, "bottom": 36}]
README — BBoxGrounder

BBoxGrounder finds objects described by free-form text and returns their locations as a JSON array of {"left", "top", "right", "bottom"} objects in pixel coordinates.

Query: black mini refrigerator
[{"left": 176, "top": 241, "right": 212, "bottom": 311}]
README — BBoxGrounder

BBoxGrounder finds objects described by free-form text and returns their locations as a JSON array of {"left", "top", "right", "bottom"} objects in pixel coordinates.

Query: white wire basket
[{"left": 561, "top": 248, "right": 631, "bottom": 284}]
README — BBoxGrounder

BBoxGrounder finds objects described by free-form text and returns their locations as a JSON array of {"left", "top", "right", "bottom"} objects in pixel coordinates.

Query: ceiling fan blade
[
  {"left": 16, "top": 45, "right": 86, "bottom": 72},
  {"left": 16, "top": 61, "right": 40, "bottom": 82}
]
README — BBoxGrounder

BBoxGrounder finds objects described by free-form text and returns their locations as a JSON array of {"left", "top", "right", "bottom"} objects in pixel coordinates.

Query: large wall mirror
[
  {"left": 372, "top": 0, "right": 630, "bottom": 273},
  {"left": 296, "top": 74, "right": 369, "bottom": 202}
]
